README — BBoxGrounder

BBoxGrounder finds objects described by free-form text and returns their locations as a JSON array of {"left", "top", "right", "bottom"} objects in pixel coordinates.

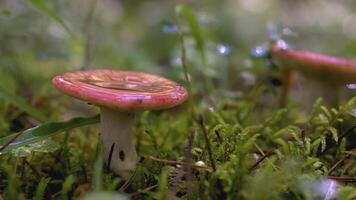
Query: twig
[
  {"left": 327, "top": 176, "right": 356, "bottom": 183},
  {"left": 327, "top": 154, "right": 351, "bottom": 175},
  {"left": 215, "top": 130, "right": 223, "bottom": 144},
  {"left": 118, "top": 168, "right": 137, "bottom": 192},
  {"left": 129, "top": 184, "right": 158, "bottom": 197},
  {"left": 0, "top": 131, "right": 24, "bottom": 153},
  {"left": 249, "top": 150, "right": 275, "bottom": 172},
  {"left": 183, "top": 129, "right": 194, "bottom": 198},
  {"left": 198, "top": 115, "right": 216, "bottom": 172},
  {"left": 14, "top": 157, "right": 20, "bottom": 174},
  {"left": 25, "top": 160, "right": 41, "bottom": 179},
  {"left": 344, "top": 148, "right": 356, "bottom": 155},
  {"left": 146, "top": 156, "right": 212, "bottom": 171},
  {"left": 171, "top": 129, "right": 195, "bottom": 197},
  {"left": 254, "top": 143, "right": 278, "bottom": 171},
  {"left": 339, "top": 126, "right": 355, "bottom": 140}
]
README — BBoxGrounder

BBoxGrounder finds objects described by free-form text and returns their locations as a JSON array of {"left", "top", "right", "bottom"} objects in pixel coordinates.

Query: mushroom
[
  {"left": 271, "top": 40, "right": 356, "bottom": 84},
  {"left": 270, "top": 40, "right": 356, "bottom": 106},
  {"left": 52, "top": 69, "right": 188, "bottom": 178}
]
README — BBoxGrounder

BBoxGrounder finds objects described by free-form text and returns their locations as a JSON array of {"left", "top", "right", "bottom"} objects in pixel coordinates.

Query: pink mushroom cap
[
  {"left": 52, "top": 69, "right": 188, "bottom": 111},
  {"left": 271, "top": 45, "right": 356, "bottom": 84}
]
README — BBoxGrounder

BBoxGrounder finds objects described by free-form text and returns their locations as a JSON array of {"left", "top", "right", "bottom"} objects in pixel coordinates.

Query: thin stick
[
  {"left": 198, "top": 115, "right": 216, "bottom": 172},
  {"left": 249, "top": 150, "right": 275, "bottom": 172},
  {"left": 0, "top": 131, "right": 24, "bottom": 153},
  {"left": 183, "top": 129, "right": 195, "bottom": 198},
  {"left": 254, "top": 143, "right": 278, "bottom": 171},
  {"left": 339, "top": 126, "right": 355, "bottom": 140},
  {"left": 171, "top": 129, "right": 195, "bottom": 197},
  {"left": 146, "top": 156, "right": 212, "bottom": 171},
  {"left": 327, "top": 154, "right": 351, "bottom": 175},
  {"left": 129, "top": 184, "right": 158, "bottom": 197},
  {"left": 118, "top": 168, "right": 137, "bottom": 192},
  {"left": 327, "top": 176, "right": 355, "bottom": 183},
  {"left": 25, "top": 160, "right": 41, "bottom": 179}
]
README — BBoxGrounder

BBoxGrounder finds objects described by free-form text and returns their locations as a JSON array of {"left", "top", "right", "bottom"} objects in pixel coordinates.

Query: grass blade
[
  {"left": 33, "top": 178, "right": 51, "bottom": 200},
  {"left": 27, "top": 0, "right": 72, "bottom": 35},
  {"left": 61, "top": 175, "right": 76, "bottom": 200},
  {"left": 176, "top": 5, "right": 206, "bottom": 65},
  {"left": 0, "top": 115, "right": 100, "bottom": 154},
  {"left": 93, "top": 151, "right": 103, "bottom": 191},
  {"left": 0, "top": 87, "right": 48, "bottom": 122}
]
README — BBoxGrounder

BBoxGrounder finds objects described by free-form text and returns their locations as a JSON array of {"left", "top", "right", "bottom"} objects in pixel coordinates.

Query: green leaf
[
  {"left": 93, "top": 152, "right": 103, "bottom": 191},
  {"left": 320, "top": 135, "right": 326, "bottom": 152},
  {"left": 327, "top": 126, "right": 338, "bottom": 143},
  {"left": 337, "top": 186, "right": 356, "bottom": 200},
  {"left": 313, "top": 114, "right": 329, "bottom": 125},
  {"left": 320, "top": 106, "right": 331, "bottom": 119},
  {"left": 11, "top": 138, "right": 60, "bottom": 157},
  {"left": 26, "top": 0, "right": 72, "bottom": 35},
  {"left": 311, "top": 138, "right": 321, "bottom": 155},
  {"left": 61, "top": 175, "right": 76, "bottom": 200},
  {"left": 330, "top": 108, "right": 338, "bottom": 116},
  {"left": 0, "top": 115, "right": 100, "bottom": 154},
  {"left": 0, "top": 87, "right": 48, "bottom": 122},
  {"left": 176, "top": 5, "right": 206, "bottom": 65},
  {"left": 304, "top": 137, "right": 311, "bottom": 155},
  {"left": 34, "top": 178, "right": 51, "bottom": 200}
]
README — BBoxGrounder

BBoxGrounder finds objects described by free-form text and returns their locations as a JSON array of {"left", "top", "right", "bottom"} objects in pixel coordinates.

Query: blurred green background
[
  {"left": 0, "top": 1, "right": 355, "bottom": 199},
  {"left": 1, "top": 0, "right": 356, "bottom": 135}
]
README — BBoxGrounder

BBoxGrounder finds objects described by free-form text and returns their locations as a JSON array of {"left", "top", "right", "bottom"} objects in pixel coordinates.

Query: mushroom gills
[{"left": 100, "top": 107, "right": 138, "bottom": 178}]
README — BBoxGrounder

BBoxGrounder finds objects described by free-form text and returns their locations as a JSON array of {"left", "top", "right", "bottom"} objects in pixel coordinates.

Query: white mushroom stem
[{"left": 100, "top": 107, "right": 138, "bottom": 178}]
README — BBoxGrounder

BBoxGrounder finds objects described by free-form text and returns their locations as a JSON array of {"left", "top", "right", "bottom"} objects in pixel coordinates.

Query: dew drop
[
  {"left": 250, "top": 45, "right": 268, "bottom": 58},
  {"left": 195, "top": 161, "right": 206, "bottom": 167},
  {"left": 162, "top": 23, "right": 179, "bottom": 34},
  {"left": 216, "top": 44, "right": 231, "bottom": 55}
]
